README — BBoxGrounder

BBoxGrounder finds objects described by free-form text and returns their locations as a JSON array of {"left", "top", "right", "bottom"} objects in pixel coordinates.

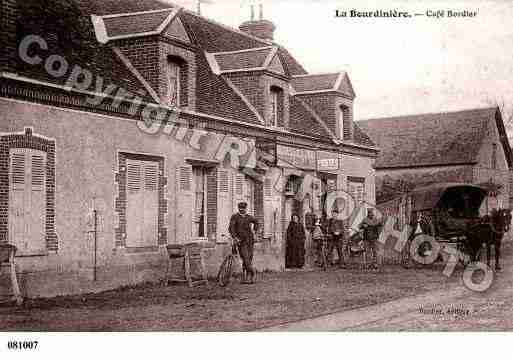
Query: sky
[{"left": 168, "top": 0, "right": 513, "bottom": 124}]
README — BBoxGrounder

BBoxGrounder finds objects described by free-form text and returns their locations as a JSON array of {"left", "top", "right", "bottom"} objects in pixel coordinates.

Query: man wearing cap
[
  {"left": 229, "top": 202, "right": 259, "bottom": 284},
  {"left": 327, "top": 208, "right": 348, "bottom": 267},
  {"left": 359, "top": 208, "right": 383, "bottom": 270}
]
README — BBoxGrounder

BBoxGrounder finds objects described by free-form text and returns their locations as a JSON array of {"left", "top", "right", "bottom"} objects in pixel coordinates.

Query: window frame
[
  {"left": 166, "top": 58, "right": 182, "bottom": 107},
  {"left": 192, "top": 166, "right": 208, "bottom": 240},
  {"left": 115, "top": 152, "right": 167, "bottom": 250},
  {"left": 0, "top": 128, "right": 58, "bottom": 254},
  {"left": 338, "top": 106, "right": 344, "bottom": 139},
  {"left": 270, "top": 86, "right": 283, "bottom": 128}
]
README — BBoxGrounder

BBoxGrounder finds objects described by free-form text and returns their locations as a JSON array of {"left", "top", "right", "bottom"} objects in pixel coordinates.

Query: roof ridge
[
  {"left": 180, "top": 7, "right": 273, "bottom": 46},
  {"left": 97, "top": 7, "right": 174, "bottom": 19},
  {"left": 292, "top": 72, "right": 343, "bottom": 78},
  {"left": 361, "top": 106, "right": 498, "bottom": 123},
  {"left": 92, "top": 7, "right": 182, "bottom": 44},
  {"left": 211, "top": 46, "right": 274, "bottom": 56}
]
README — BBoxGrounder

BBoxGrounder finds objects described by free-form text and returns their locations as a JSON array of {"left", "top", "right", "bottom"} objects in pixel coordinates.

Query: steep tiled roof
[
  {"left": 289, "top": 96, "right": 331, "bottom": 138},
  {"left": 178, "top": 10, "right": 305, "bottom": 76},
  {"left": 15, "top": 0, "right": 154, "bottom": 100},
  {"left": 358, "top": 108, "right": 507, "bottom": 169},
  {"left": 291, "top": 72, "right": 355, "bottom": 98},
  {"left": 8, "top": 0, "right": 374, "bottom": 148},
  {"left": 353, "top": 123, "right": 375, "bottom": 147},
  {"left": 213, "top": 47, "right": 273, "bottom": 72},
  {"left": 76, "top": 0, "right": 170, "bottom": 16},
  {"left": 103, "top": 9, "right": 173, "bottom": 37},
  {"left": 292, "top": 73, "right": 340, "bottom": 92}
]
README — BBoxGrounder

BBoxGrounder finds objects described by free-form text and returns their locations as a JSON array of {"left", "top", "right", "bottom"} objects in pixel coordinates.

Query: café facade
[{"left": 0, "top": 0, "right": 378, "bottom": 297}]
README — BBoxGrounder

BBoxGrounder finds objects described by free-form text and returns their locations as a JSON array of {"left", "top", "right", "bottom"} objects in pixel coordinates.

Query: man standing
[
  {"left": 327, "top": 209, "right": 348, "bottom": 267},
  {"left": 360, "top": 208, "right": 383, "bottom": 270},
  {"left": 229, "top": 202, "right": 259, "bottom": 284}
]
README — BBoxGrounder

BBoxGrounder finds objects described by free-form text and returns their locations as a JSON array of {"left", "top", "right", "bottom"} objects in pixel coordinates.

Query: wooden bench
[
  {"left": 0, "top": 244, "right": 23, "bottom": 305},
  {"left": 165, "top": 243, "right": 207, "bottom": 288}
]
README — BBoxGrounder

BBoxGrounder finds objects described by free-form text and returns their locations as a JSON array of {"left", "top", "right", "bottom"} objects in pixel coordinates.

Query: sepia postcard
[{"left": 1, "top": 0, "right": 513, "bottom": 356}]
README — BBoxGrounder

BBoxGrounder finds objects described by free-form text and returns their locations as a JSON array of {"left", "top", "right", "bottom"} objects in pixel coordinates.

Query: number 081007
[{"left": 7, "top": 341, "right": 38, "bottom": 350}]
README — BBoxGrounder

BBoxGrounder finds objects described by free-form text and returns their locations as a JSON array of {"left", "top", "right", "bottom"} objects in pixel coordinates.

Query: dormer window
[
  {"left": 338, "top": 106, "right": 344, "bottom": 139},
  {"left": 270, "top": 86, "right": 284, "bottom": 127},
  {"left": 338, "top": 105, "right": 350, "bottom": 140},
  {"left": 166, "top": 56, "right": 187, "bottom": 107}
]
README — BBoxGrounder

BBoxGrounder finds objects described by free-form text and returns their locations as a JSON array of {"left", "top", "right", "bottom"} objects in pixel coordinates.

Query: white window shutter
[
  {"left": 9, "top": 149, "right": 47, "bottom": 255},
  {"left": 233, "top": 173, "right": 245, "bottom": 213},
  {"left": 176, "top": 165, "right": 193, "bottom": 243},
  {"left": 217, "top": 169, "right": 231, "bottom": 242},
  {"left": 28, "top": 152, "right": 46, "bottom": 253},
  {"left": 9, "top": 150, "right": 27, "bottom": 252},
  {"left": 126, "top": 160, "right": 143, "bottom": 247},
  {"left": 243, "top": 178, "right": 254, "bottom": 215},
  {"left": 263, "top": 177, "right": 274, "bottom": 238},
  {"left": 142, "top": 163, "right": 159, "bottom": 247}
]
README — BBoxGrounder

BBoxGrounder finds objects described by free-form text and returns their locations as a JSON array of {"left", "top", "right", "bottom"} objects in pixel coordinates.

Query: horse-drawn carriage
[{"left": 376, "top": 182, "right": 511, "bottom": 269}]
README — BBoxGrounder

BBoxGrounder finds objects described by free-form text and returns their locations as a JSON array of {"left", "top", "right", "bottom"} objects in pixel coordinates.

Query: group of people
[
  {"left": 308, "top": 208, "right": 383, "bottom": 269},
  {"left": 228, "top": 201, "right": 384, "bottom": 285}
]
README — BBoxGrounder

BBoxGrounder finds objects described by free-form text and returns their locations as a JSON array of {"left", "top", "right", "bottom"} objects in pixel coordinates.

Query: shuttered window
[
  {"left": 263, "top": 177, "right": 274, "bottom": 238},
  {"left": 167, "top": 60, "right": 181, "bottom": 106},
  {"left": 217, "top": 169, "right": 231, "bottom": 242},
  {"left": 9, "top": 148, "right": 47, "bottom": 255},
  {"left": 233, "top": 174, "right": 254, "bottom": 215},
  {"left": 176, "top": 164, "right": 193, "bottom": 242},
  {"left": 193, "top": 167, "right": 207, "bottom": 238},
  {"left": 126, "top": 159, "right": 159, "bottom": 248},
  {"left": 179, "top": 166, "right": 192, "bottom": 191}
]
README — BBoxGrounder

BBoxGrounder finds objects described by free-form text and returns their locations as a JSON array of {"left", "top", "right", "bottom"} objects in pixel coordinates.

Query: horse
[{"left": 465, "top": 208, "right": 511, "bottom": 270}]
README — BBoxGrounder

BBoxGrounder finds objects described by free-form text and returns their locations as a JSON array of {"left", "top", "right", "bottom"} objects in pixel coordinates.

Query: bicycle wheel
[{"left": 217, "top": 254, "right": 234, "bottom": 287}]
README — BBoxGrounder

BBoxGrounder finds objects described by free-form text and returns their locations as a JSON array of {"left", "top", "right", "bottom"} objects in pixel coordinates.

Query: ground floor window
[
  {"left": 9, "top": 148, "right": 47, "bottom": 254},
  {"left": 193, "top": 166, "right": 208, "bottom": 238},
  {"left": 1, "top": 128, "right": 58, "bottom": 254},
  {"left": 126, "top": 158, "right": 159, "bottom": 248},
  {"left": 234, "top": 174, "right": 255, "bottom": 215},
  {"left": 175, "top": 163, "right": 216, "bottom": 242},
  {"left": 116, "top": 152, "right": 167, "bottom": 249}
]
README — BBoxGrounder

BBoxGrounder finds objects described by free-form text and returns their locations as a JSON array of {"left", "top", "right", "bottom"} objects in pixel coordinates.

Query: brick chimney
[
  {"left": 0, "top": 0, "right": 18, "bottom": 72},
  {"left": 239, "top": 4, "right": 275, "bottom": 41}
]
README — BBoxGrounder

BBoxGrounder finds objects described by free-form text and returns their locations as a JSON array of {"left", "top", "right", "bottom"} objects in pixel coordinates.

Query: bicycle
[
  {"left": 315, "top": 235, "right": 329, "bottom": 271},
  {"left": 217, "top": 237, "right": 241, "bottom": 287}
]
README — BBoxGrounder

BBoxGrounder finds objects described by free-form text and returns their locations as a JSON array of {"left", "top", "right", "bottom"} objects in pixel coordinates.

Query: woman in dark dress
[{"left": 286, "top": 214, "right": 306, "bottom": 268}]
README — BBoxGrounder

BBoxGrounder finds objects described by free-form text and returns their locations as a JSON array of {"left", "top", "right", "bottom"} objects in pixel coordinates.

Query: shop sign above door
[
  {"left": 277, "top": 145, "right": 316, "bottom": 170},
  {"left": 317, "top": 151, "right": 339, "bottom": 172}
]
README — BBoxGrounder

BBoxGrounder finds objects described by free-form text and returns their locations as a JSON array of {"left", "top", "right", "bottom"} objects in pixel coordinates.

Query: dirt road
[
  {"left": 264, "top": 258, "right": 513, "bottom": 331},
  {"left": 1, "top": 244, "right": 511, "bottom": 331}
]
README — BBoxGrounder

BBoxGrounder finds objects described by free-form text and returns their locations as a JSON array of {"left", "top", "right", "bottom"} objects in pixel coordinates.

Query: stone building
[
  {"left": 358, "top": 108, "right": 513, "bottom": 213},
  {"left": 0, "top": 0, "right": 378, "bottom": 298}
]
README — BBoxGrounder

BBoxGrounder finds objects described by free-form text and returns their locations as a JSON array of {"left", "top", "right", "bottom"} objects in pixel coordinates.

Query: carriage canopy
[{"left": 410, "top": 183, "right": 488, "bottom": 217}]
